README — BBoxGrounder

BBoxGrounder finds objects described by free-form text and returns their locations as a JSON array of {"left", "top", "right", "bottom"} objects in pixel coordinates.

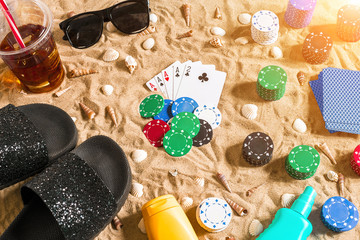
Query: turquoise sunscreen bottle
[{"left": 257, "top": 186, "right": 317, "bottom": 240}]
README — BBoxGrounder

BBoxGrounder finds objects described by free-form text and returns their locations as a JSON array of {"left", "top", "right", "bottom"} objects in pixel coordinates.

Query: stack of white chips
[{"left": 251, "top": 10, "right": 280, "bottom": 45}]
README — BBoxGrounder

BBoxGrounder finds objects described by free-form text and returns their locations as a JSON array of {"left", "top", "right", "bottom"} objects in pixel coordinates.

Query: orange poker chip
[
  {"left": 302, "top": 32, "right": 332, "bottom": 65},
  {"left": 143, "top": 119, "right": 170, "bottom": 147}
]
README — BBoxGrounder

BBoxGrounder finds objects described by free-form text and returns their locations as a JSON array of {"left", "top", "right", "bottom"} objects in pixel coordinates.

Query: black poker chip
[
  {"left": 242, "top": 132, "right": 274, "bottom": 166},
  {"left": 192, "top": 119, "right": 213, "bottom": 147}
]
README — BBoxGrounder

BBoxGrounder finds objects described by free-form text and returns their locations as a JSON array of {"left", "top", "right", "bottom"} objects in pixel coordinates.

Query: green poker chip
[
  {"left": 171, "top": 112, "right": 200, "bottom": 138},
  {"left": 139, "top": 94, "right": 164, "bottom": 118},
  {"left": 257, "top": 65, "right": 287, "bottom": 101},
  {"left": 163, "top": 129, "right": 192, "bottom": 157}
]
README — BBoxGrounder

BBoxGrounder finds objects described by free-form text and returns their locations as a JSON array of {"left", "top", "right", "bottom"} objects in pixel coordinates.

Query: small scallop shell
[
  {"left": 249, "top": 219, "right": 264, "bottom": 236},
  {"left": 131, "top": 182, "right": 144, "bottom": 198},
  {"left": 271, "top": 46, "right": 283, "bottom": 59},
  {"left": 292, "top": 118, "right": 307, "bottom": 133},
  {"left": 235, "top": 36, "right": 249, "bottom": 45},
  {"left": 327, "top": 170, "right": 339, "bottom": 182},
  {"left": 138, "top": 218, "right": 147, "bottom": 234},
  {"left": 142, "top": 38, "right": 155, "bottom": 50},
  {"left": 281, "top": 193, "right": 296, "bottom": 208},
  {"left": 103, "top": 48, "right": 119, "bottom": 62},
  {"left": 131, "top": 150, "right": 147, "bottom": 163},
  {"left": 210, "top": 27, "right": 226, "bottom": 36},
  {"left": 241, "top": 104, "right": 258, "bottom": 120},
  {"left": 209, "top": 37, "right": 224, "bottom": 48},
  {"left": 193, "top": 177, "right": 204, "bottom": 187},
  {"left": 150, "top": 13, "right": 158, "bottom": 23},
  {"left": 101, "top": 85, "right": 114, "bottom": 96},
  {"left": 238, "top": 13, "right": 251, "bottom": 25},
  {"left": 106, "top": 22, "right": 117, "bottom": 32},
  {"left": 181, "top": 197, "right": 193, "bottom": 210}
]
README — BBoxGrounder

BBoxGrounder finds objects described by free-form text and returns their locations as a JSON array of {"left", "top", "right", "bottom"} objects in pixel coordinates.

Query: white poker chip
[
  {"left": 196, "top": 197, "right": 232, "bottom": 232},
  {"left": 194, "top": 105, "right": 222, "bottom": 129},
  {"left": 251, "top": 10, "right": 279, "bottom": 45}
]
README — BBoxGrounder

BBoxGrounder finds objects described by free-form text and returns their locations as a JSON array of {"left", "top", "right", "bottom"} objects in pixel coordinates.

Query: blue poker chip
[
  {"left": 321, "top": 196, "right": 359, "bottom": 232},
  {"left": 171, "top": 97, "right": 199, "bottom": 116},
  {"left": 154, "top": 99, "right": 173, "bottom": 122}
]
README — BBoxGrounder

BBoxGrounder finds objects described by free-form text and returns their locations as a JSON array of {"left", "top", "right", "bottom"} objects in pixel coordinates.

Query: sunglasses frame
[{"left": 59, "top": 0, "right": 150, "bottom": 49}]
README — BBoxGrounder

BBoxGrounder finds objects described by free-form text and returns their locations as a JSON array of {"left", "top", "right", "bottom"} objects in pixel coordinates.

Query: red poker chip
[
  {"left": 351, "top": 145, "right": 360, "bottom": 176},
  {"left": 143, "top": 119, "right": 170, "bottom": 147}
]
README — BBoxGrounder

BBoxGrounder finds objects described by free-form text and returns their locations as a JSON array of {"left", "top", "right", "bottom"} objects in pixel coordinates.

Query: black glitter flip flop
[
  {"left": 0, "top": 135, "right": 132, "bottom": 240},
  {"left": 0, "top": 104, "right": 78, "bottom": 190}
]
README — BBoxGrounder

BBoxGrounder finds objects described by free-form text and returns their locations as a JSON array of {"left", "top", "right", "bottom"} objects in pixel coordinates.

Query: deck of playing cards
[{"left": 310, "top": 68, "right": 360, "bottom": 134}]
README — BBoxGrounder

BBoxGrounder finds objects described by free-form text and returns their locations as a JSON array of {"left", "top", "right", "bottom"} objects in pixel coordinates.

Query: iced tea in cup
[{"left": 0, "top": 0, "right": 64, "bottom": 93}]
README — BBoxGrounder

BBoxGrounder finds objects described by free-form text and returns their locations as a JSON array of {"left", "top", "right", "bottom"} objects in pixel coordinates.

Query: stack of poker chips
[
  {"left": 321, "top": 197, "right": 359, "bottom": 232},
  {"left": 285, "top": 145, "right": 320, "bottom": 180},
  {"left": 350, "top": 145, "right": 360, "bottom": 176},
  {"left": 284, "top": 0, "right": 317, "bottom": 28},
  {"left": 302, "top": 32, "right": 333, "bottom": 65},
  {"left": 256, "top": 65, "right": 287, "bottom": 101},
  {"left": 251, "top": 10, "right": 279, "bottom": 45},
  {"left": 242, "top": 132, "right": 274, "bottom": 166},
  {"left": 337, "top": 5, "right": 360, "bottom": 42}
]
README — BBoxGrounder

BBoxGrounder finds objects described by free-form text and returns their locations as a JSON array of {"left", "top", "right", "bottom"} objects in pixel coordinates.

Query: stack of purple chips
[{"left": 284, "top": 0, "right": 317, "bottom": 28}]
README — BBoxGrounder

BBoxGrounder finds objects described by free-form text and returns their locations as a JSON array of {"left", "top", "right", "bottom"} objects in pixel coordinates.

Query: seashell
[
  {"left": 249, "top": 219, "right": 264, "bottom": 236},
  {"left": 281, "top": 193, "right": 296, "bottom": 208},
  {"left": 19, "top": 90, "right": 27, "bottom": 95},
  {"left": 169, "top": 169, "right": 178, "bottom": 176},
  {"left": 106, "top": 106, "right": 118, "bottom": 126},
  {"left": 112, "top": 216, "right": 123, "bottom": 230},
  {"left": 131, "top": 182, "right": 144, "bottom": 198},
  {"left": 125, "top": 56, "right": 137, "bottom": 74},
  {"left": 54, "top": 86, "right": 72, "bottom": 97},
  {"left": 297, "top": 71, "right": 306, "bottom": 86},
  {"left": 101, "top": 84, "right": 114, "bottom": 96},
  {"left": 69, "top": 68, "right": 98, "bottom": 78},
  {"left": 338, "top": 173, "right": 345, "bottom": 197},
  {"left": 241, "top": 104, "right": 258, "bottom": 120},
  {"left": 271, "top": 46, "right": 283, "bottom": 59},
  {"left": 79, "top": 102, "right": 96, "bottom": 120},
  {"left": 193, "top": 177, "right": 204, "bottom": 187},
  {"left": 326, "top": 170, "right": 338, "bottom": 182},
  {"left": 216, "top": 172, "right": 232, "bottom": 192},
  {"left": 209, "top": 37, "right": 224, "bottom": 48},
  {"left": 316, "top": 142, "right": 337, "bottom": 165},
  {"left": 138, "top": 218, "right": 147, "bottom": 234},
  {"left": 150, "top": 13, "right": 158, "bottom": 23},
  {"left": 142, "top": 38, "right": 155, "bottom": 50},
  {"left": 225, "top": 197, "right": 248, "bottom": 216},
  {"left": 103, "top": 48, "right": 119, "bottom": 62},
  {"left": 235, "top": 36, "right": 249, "bottom": 45},
  {"left": 67, "top": 11, "right": 76, "bottom": 18},
  {"left": 246, "top": 183, "right": 265, "bottom": 197},
  {"left": 210, "top": 27, "right": 226, "bottom": 36},
  {"left": 131, "top": 149, "right": 147, "bottom": 163},
  {"left": 137, "top": 26, "right": 156, "bottom": 37},
  {"left": 182, "top": 3, "right": 191, "bottom": 27},
  {"left": 177, "top": 30, "right": 193, "bottom": 39},
  {"left": 71, "top": 117, "right": 77, "bottom": 123},
  {"left": 238, "top": 13, "right": 252, "bottom": 25},
  {"left": 292, "top": 118, "right": 307, "bottom": 133},
  {"left": 214, "top": 6, "right": 222, "bottom": 19},
  {"left": 181, "top": 197, "right": 193, "bottom": 210},
  {"left": 106, "top": 22, "right": 117, "bottom": 32}
]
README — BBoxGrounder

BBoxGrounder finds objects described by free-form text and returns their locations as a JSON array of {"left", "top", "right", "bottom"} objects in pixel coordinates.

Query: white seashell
[
  {"left": 169, "top": 169, "right": 178, "bottom": 177},
  {"left": 150, "top": 13, "right": 158, "bottom": 23},
  {"left": 249, "top": 219, "right": 264, "bottom": 236},
  {"left": 241, "top": 104, "right": 258, "bottom": 120},
  {"left": 71, "top": 117, "right": 77, "bottom": 123},
  {"left": 142, "top": 38, "right": 155, "bottom": 50},
  {"left": 131, "top": 182, "right": 144, "bottom": 198},
  {"left": 125, "top": 55, "right": 137, "bottom": 74},
  {"left": 101, "top": 85, "right": 114, "bottom": 96},
  {"left": 271, "top": 46, "right": 283, "bottom": 59},
  {"left": 138, "top": 218, "right": 147, "bottom": 234},
  {"left": 103, "top": 48, "right": 119, "bottom": 62},
  {"left": 327, "top": 170, "right": 339, "bottom": 182},
  {"left": 238, "top": 13, "right": 252, "bottom": 25},
  {"left": 292, "top": 118, "right": 307, "bottom": 133},
  {"left": 210, "top": 27, "right": 226, "bottom": 36},
  {"left": 106, "top": 22, "right": 117, "bottom": 32},
  {"left": 194, "top": 177, "right": 204, "bottom": 187},
  {"left": 181, "top": 197, "right": 193, "bottom": 210},
  {"left": 131, "top": 149, "right": 147, "bottom": 163},
  {"left": 281, "top": 193, "right": 296, "bottom": 208},
  {"left": 235, "top": 36, "right": 249, "bottom": 45}
]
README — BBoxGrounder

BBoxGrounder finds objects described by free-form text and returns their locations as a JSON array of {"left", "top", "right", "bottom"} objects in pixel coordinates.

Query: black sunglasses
[{"left": 59, "top": 0, "right": 150, "bottom": 49}]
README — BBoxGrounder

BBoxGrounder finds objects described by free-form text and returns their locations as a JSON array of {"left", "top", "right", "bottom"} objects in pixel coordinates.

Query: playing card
[
  {"left": 162, "top": 61, "right": 180, "bottom": 100},
  {"left": 153, "top": 73, "right": 168, "bottom": 98},
  {"left": 174, "top": 61, "right": 202, "bottom": 100},
  {"left": 145, "top": 78, "right": 159, "bottom": 92},
  {"left": 173, "top": 60, "right": 191, "bottom": 100}
]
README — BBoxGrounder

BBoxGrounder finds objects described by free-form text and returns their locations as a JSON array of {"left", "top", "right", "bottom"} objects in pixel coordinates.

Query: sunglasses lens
[
  {"left": 111, "top": 2, "right": 149, "bottom": 33},
  {"left": 66, "top": 13, "right": 103, "bottom": 48}
]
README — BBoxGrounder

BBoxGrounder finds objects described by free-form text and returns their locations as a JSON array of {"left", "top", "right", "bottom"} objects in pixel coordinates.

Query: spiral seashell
[
  {"left": 216, "top": 172, "right": 232, "bottom": 192},
  {"left": 106, "top": 22, "right": 117, "bottom": 32},
  {"left": 241, "top": 104, "right": 258, "bottom": 120},
  {"left": 316, "top": 142, "right": 337, "bottom": 165},
  {"left": 214, "top": 6, "right": 222, "bottom": 19},
  {"left": 169, "top": 169, "right": 178, "bottom": 177},
  {"left": 106, "top": 106, "right": 118, "bottom": 126},
  {"left": 249, "top": 219, "right": 264, "bottom": 236},
  {"left": 177, "top": 30, "right": 193, "bottom": 39},
  {"left": 138, "top": 218, "right": 147, "bottom": 234},
  {"left": 209, "top": 37, "right": 224, "bottom": 48},
  {"left": 225, "top": 197, "right": 248, "bottom": 216},
  {"left": 125, "top": 56, "right": 137, "bottom": 74},
  {"left": 182, "top": 3, "right": 191, "bottom": 27},
  {"left": 101, "top": 84, "right": 114, "bottom": 96},
  {"left": 142, "top": 38, "right": 155, "bottom": 50},
  {"left": 181, "top": 197, "right": 193, "bottom": 210},
  {"left": 210, "top": 27, "right": 226, "bottom": 36},
  {"left": 103, "top": 48, "right": 119, "bottom": 62},
  {"left": 281, "top": 193, "right": 296, "bottom": 208},
  {"left": 137, "top": 25, "right": 156, "bottom": 37},
  {"left": 193, "top": 177, "right": 204, "bottom": 187},
  {"left": 326, "top": 170, "right": 338, "bottom": 182},
  {"left": 235, "top": 36, "right": 249, "bottom": 45},
  {"left": 69, "top": 68, "right": 98, "bottom": 78},
  {"left": 79, "top": 102, "right": 96, "bottom": 120},
  {"left": 238, "top": 13, "right": 251, "bottom": 25},
  {"left": 112, "top": 216, "right": 123, "bottom": 230},
  {"left": 131, "top": 182, "right": 144, "bottom": 198},
  {"left": 292, "top": 118, "right": 307, "bottom": 133},
  {"left": 54, "top": 86, "right": 72, "bottom": 97},
  {"left": 246, "top": 183, "right": 265, "bottom": 197},
  {"left": 271, "top": 46, "right": 283, "bottom": 59},
  {"left": 150, "top": 13, "right": 158, "bottom": 23},
  {"left": 338, "top": 173, "right": 345, "bottom": 197},
  {"left": 131, "top": 149, "right": 147, "bottom": 163},
  {"left": 297, "top": 71, "right": 306, "bottom": 86}
]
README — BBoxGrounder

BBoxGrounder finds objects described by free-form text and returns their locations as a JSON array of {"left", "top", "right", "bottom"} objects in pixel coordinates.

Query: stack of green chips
[
  {"left": 285, "top": 145, "right": 320, "bottom": 180},
  {"left": 256, "top": 65, "right": 287, "bottom": 101}
]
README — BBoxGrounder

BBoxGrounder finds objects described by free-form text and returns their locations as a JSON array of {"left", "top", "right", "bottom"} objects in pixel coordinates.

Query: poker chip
[
  {"left": 143, "top": 119, "right": 170, "bottom": 147},
  {"left": 302, "top": 32, "right": 333, "bottom": 65},
  {"left": 242, "top": 132, "right": 274, "bottom": 166},
  {"left": 284, "top": 0, "right": 317, "bottom": 29},
  {"left": 350, "top": 145, "right": 360, "bottom": 176},
  {"left": 171, "top": 97, "right": 199, "bottom": 116},
  {"left": 194, "top": 105, "right": 222, "bottom": 129},
  {"left": 285, "top": 145, "right": 320, "bottom": 180},
  {"left": 337, "top": 5, "right": 360, "bottom": 42},
  {"left": 154, "top": 99, "right": 173, "bottom": 122},
  {"left": 192, "top": 119, "right": 213, "bottom": 147},
  {"left": 171, "top": 112, "right": 200, "bottom": 138},
  {"left": 163, "top": 129, "right": 192, "bottom": 157},
  {"left": 256, "top": 65, "right": 287, "bottom": 101},
  {"left": 321, "top": 196, "right": 359, "bottom": 232},
  {"left": 251, "top": 10, "right": 279, "bottom": 45},
  {"left": 196, "top": 197, "right": 232, "bottom": 232},
  {"left": 139, "top": 94, "right": 164, "bottom": 118}
]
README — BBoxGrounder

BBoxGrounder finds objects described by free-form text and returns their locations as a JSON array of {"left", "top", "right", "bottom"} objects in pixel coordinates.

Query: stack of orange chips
[
  {"left": 337, "top": 5, "right": 360, "bottom": 42},
  {"left": 302, "top": 32, "right": 332, "bottom": 65}
]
